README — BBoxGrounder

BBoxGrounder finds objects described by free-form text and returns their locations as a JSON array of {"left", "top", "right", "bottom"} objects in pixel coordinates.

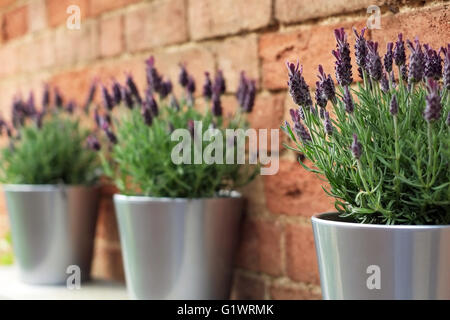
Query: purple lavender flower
[
  {"left": 351, "top": 134, "right": 362, "bottom": 159},
  {"left": 332, "top": 28, "right": 353, "bottom": 86},
  {"left": 380, "top": 73, "right": 389, "bottom": 93},
  {"left": 298, "top": 106, "right": 305, "bottom": 120},
  {"left": 353, "top": 27, "right": 367, "bottom": 79},
  {"left": 323, "top": 111, "right": 333, "bottom": 136},
  {"left": 400, "top": 65, "right": 408, "bottom": 81},
  {"left": 26, "top": 92, "right": 36, "bottom": 116},
  {"left": 159, "top": 80, "right": 172, "bottom": 100},
  {"left": 179, "top": 64, "right": 189, "bottom": 88},
  {"left": 101, "top": 85, "right": 114, "bottom": 111},
  {"left": 286, "top": 61, "right": 312, "bottom": 108},
  {"left": 145, "top": 89, "right": 158, "bottom": 116},
  {"left": 121, "top": 86, "right": 134, "bottom": 109},
  {"left": 141, "top": 103, "right": 153, "bottom": 126},
  {"left": 394, "top": 33, "right": 406, "bottom": 67},
  {"left": 42, "top": 84, "right": 50, "bottom": 111},
  {"left": 112, "top": 80, "right": 122, "bottom": 105},
  {"left": 384, "top": 42, "right": 394, "bottom": 73},
  {"left": 290, "top": 108, "right": 311, "bottom": 143},
  {"left": 203, "top": 72, "right": 213, "bottom": 100},
  {"left": 187, "top": 119, "right": 195, "bottom": 137},
  {"left": 94, "top": 108, "right": 102, "bottom": 127},
  {"left": 407, "top": 38, "right": 424, "bottom": 84},
  {"left": 102, "top": 122, "right": 117, "bottom": 144},
  {"left": 317, "top": 65, "right": 336, "bottom": 103},
  {"left": 424, "top": 78, "right": 442, "bottom": 122},
  {"left": 54, "top": 88, "right": 64, "bottom": 109},
  {"left": 83, "top": 79, "right": 97, "bottom": 112},
  {"left": 214, "top": 70, "right": 226, "bottom": 94},
  {"left": 423, "top": 44, "right": 442, "bottom": 80},
  {"left": 211, "top": 87, "right": 222, "bottom": 116},
  {"left": 126, "top": 73, "right": 142, "bottom": 105},
  {"left": 87, "top": 135, "right": 101, "bottom": 151},
  {"left": 66, "top": 100, "right": 76, "bottom": 114},
  {"left": 146, "top": 56, "right": 162, "bottom": 94},
  {"left": 242, "top": 80, "right": 256, "bottom": 113},
  {"left": 390, "top": 95, "right": 398, "bottom": 116},
  {"left": 236, "top": 71, "right": 248, "bottom": 107},
  {"left": 170, "top": 95, "right": 180, "bottom": 111},
  {"left": 366, "top": 41, "right": 383, "bottom": 81},
  {"left": 0, "top": 118, "right": 7, "bottom": 135},
  {"left": 442, "top": 44, "right": 450, "bottom": 89},
  {"left": 12, "top": 97, "right": 25, "bottom": 128},
  {"left": 343, "top": 86, "right": 354, "bottom": 114},
  {"left": 35, "top": 111, "right": 44, "bottom": 129},
  {"left": 315, "top": 81, "right": 327, "bottom": 109},
  {"left": 187, "top": 76, "right": 196, "bottom": 95}
]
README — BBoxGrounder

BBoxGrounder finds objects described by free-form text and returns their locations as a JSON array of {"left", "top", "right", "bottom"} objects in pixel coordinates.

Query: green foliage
[
  {"left": 0, "top": 113, "right": 100, "bottom": 185},
  {"left": 283, "top": 77, "right": 449, "bottom": 225},
  {"left": 0, "top": 232, "right": 13, "bottom": 266},
  {"left": 101, "top": 102, "right": 258, "bottom": 198}
]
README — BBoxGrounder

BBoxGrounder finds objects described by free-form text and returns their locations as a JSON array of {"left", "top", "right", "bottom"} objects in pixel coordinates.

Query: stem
[
  {"left": 426, "top": 121, "right": 433, "bottom": 188},
  {"left": 393, "top": 115, "right": 400, "bottom": 199},
  {"left": 357, "top": 159, "right": 370, "bottom": 193}
]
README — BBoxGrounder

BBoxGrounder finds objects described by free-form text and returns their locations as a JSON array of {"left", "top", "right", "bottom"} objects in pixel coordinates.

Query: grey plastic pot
[
  {"left": 113, "top": 192, "right": 244, "bottom": 300},
  {"left": 312, "top": 212, "right": 450, "bottom": 300},
  {"left": 3, "top": 184, "right": 100, "bottom": 285}
]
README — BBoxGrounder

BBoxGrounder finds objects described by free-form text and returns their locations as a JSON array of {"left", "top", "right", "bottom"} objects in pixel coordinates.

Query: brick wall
[{"left": 0, "top": 0, "right": 448, "bottom": 299}]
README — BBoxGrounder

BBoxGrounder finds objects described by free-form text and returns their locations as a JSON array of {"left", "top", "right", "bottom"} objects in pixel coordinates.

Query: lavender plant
[
  {"left": 94, "top": 57, "right": 258, "bottom": 198},
  {"left": 0, "top": 87, "right": 100, "bottom": 185},
  {"left": 283, "top": 28, "right": 449, "bottom": 225}
]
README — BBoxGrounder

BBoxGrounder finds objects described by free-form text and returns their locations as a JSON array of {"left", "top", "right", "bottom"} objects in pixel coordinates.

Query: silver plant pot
[
  {"left": 312, "top": 212, "right": 450, "bottom": 300},
  {"left": 113, "top": 193, "right": 244, "bottom": 300},
  {"left": 3, "top": 184, "right": 100, "bottom": 285}
]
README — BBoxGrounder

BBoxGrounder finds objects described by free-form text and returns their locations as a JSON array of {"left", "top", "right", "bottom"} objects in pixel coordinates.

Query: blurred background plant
[
  {"left": 0, "top": 87, "right": 100, "bottom": 185},
  {"left": 0, "top": 232, "right": 13, "bottom": 265},
  {"left": 283, "top": 29, "right": 449, "bottom": 225},
  {"left": 93, "top": 57, "right": 259, "bottom": 198}
]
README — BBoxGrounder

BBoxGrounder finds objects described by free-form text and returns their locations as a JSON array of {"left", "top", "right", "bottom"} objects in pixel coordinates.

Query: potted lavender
[
  {"left": 0, "top": 87, "right": 101, "bottom": 284},
  {"left": 94, "top": 57, "right": 257, "bottom": 299},
  {"left": 283, "top": 28, "right": 449, "bottom": 299}
]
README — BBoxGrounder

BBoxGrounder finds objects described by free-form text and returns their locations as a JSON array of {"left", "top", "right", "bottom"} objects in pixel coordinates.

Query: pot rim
[
  {"left": 312, "top": 212, "right": 450, "bottom": 229},
  {"left": 114, "top": 190, "right": 243, "bottom": 203},
  {"left": 2, "top": 184, "right": 98, "bottom": 192}
]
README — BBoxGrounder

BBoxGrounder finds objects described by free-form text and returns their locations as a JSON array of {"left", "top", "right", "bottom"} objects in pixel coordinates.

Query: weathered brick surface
[
  {"left": 286, "top": 224, "right": 320, "bottom": 285},
  {"left": 189, "top": 0, "right": 272, "bottom": 40},
  {"left": 3, "top": 5, "right": 27, "bottom": 41},
  {"left": 275, "top": 0, "right": 375, "bottom": 24},
  {"left": 270, "top": 281, "right": 322, "bottom": 300},
  {"left": 259, "top": 20, "right": 367, "bottom": 89},
  {"left": 264, "top": 160, "right": 335, "bottom": 216},
  {"left": 124, "top": 0, "right": 188, "bottom": 53},
  {"left": 100, "top": 14, "right": 124, "bottom": 58},
  {"left": 28, "top": 0, "right": 47, "bottom": 33},
  {"left": 46, "top": 0, "right": 89, "bottom": 28},
  {"left": 91, "top": 241, "right": 125, "bottom": 282},
  {"left": 89, "top": 0, "right": 141, "bottom": 17},
  {"left": 0, "top": 0, "right": 16, "bottom": 10},
  {"left": 235, "top": 218, "right": 284, "bottom": 276},
  {"left": 230, "top": 272, "right": 266, "bottom": 300}
]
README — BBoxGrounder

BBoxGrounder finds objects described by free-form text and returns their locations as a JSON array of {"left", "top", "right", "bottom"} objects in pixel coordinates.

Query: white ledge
[{"left": 0, "top": 266, "right": 128, "bottom": 300}]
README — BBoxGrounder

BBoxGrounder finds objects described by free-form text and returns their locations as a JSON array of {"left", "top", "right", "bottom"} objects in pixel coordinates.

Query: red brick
[
  {"left": 235, "top": 218, "right": 283, "bottom": 276},
  {"left": 231, "top": 272, "right": 266, "bottom": 300},
  {"left": 0, "top": 43, "right": 19, "bottom": 77},
  {"left": 0, "top": 0, "right": 15, "bottom": 10},
  {"left": 18, "top": 33, "right": 55, "bottom": 73},
  {"left": 89, "top": 0, "right": 141, "bottom": 17},
  {"left": 270, "top": 281, "right": 322, "bottom": 300},
  {"left": 214, "top": 34, "right": 259, "bottom": 93},
  {"left": 124, "top": 0, "right": 188, "bottom": 53},
  {"left": 96, "top": 194, "right": 120, "bottom": 243},
  {"left": 91, "top": 241, "right": 125, "bottom": 282},
  {"left": 3, "top": 5, "right": 28, "bottom": 41},
  {"left": 259, "top": 20, "right": 366, "bottom": 90},
  {"left": 28, "top": 0, "right": 47, "bottom": 32},
  {"left": 371, "top": 4, "right": 450, "bottom": 53},
  {"left": 275, "top": 0, "right": 375, "bottom": 24},
  {"left": 285, "top": 224, "right": 320, "bottom": 284},
  {"left": 100, "top": 14, "right": 124, "bottom": 58},
  {"left": 49, "top": 68, "right": 94, "bottom": 106},
  {"left": 189, "top": 0, "right": 272, "bottom": 41},
  {"left": 54, "top": 19, "right": 99, "bottom": 67},
  {"left": 46, "top": 0, "right": 89, "bottom": 28},
  {"left": 263, "top": 160, "right": 334, "bottom": 216}
]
